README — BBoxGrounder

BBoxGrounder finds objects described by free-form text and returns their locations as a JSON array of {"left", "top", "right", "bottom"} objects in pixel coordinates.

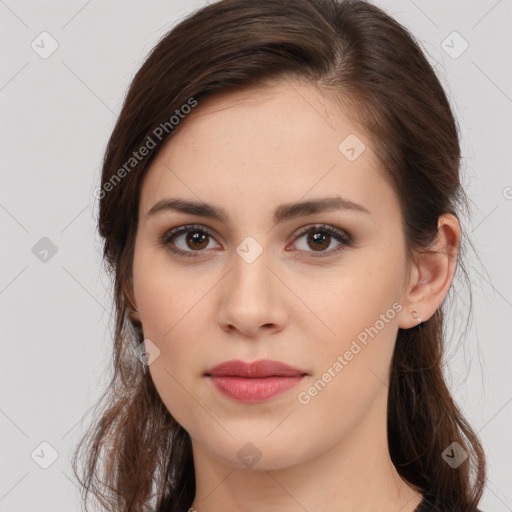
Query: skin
[{"left": 129, "top": 79, "right": 460, "bottom": 512}]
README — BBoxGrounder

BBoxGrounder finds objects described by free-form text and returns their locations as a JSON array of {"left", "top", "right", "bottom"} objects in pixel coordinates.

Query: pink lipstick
[{"left": 205, "top": 359, "right": 307, "bottom": 403}]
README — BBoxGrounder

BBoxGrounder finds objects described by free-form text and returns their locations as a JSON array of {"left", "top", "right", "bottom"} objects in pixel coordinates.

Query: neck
[{"left": 189, "top": 387, "right": 423, "bottom": 512}]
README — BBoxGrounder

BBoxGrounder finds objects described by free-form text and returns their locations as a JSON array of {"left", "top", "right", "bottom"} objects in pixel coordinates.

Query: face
[{"left": 131, "top": 80, "right": 411, "bottom": 470}]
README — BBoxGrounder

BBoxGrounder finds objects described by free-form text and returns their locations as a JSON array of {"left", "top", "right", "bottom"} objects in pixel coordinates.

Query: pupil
[
  {"left": 184, "top": 231, "right": 331, "bottom": 252},
  {"left": 309, "top": 232, "right": 329, "bottom": 251},
  {"left": 188, "top": 232, "right": 208, "bottom": 250}
]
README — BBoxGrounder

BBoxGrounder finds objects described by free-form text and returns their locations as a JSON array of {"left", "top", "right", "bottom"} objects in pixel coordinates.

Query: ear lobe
[{"left": 397, "top": 214, "right": 461, "bottom": 329}]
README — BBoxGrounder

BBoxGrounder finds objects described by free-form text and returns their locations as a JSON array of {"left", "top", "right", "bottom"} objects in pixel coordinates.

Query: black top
[{"left": 414, "top": 492, "right": 484, "bottom": 511}]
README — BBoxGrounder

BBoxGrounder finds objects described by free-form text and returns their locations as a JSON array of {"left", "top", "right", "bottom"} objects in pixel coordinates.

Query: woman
[{"left": 73, "top": 0, "right": 487, "bottom": 510}]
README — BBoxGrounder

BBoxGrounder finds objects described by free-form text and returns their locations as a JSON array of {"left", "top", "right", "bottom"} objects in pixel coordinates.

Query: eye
[
  {"left": 160, "top": 223, "right": 352, "bottom": 258},
  {"left": 160, "top": 224, "right": 220, "bottom": 258},
  {"left": 289, "top": 224, "right": 351, "bottom": 257}
]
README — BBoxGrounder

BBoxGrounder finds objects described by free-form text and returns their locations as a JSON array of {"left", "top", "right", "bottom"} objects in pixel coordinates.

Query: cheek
[
  {"left": 133, "top": 257, "right": 214, "bottom": 431},
  {"left": 293, "top": 251, "right": 404, "bottom": 400},
  {"left": 132, "top": 246, "right": 215, "bottom": 377},
  {"left": 291, "top": 297, "right": 400, "bottom": 456},
  {"left": 133, "top": 241, "right": 201, "bottom": 334},
  {"left": 297, "top": 257, "right": 403, "bottom": 342},
  {"left": 135, "top": 278, "right": 210, "bottom": 364}
]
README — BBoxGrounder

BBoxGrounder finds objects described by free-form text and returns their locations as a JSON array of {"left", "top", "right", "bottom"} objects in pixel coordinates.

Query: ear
[
  {"left": 397, "top": 213, "right": 461, "bottom": 329},
  {"left": 123, "top": 279, "right": 142, "bottom": 323}
]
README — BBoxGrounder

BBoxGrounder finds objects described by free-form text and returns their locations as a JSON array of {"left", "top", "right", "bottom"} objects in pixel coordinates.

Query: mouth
[
  {"left": 204, "top": 359, "right": 308, "bottom": 403},
  {"left": 204, "top": 359, "right": 308, "bottom": 378}
]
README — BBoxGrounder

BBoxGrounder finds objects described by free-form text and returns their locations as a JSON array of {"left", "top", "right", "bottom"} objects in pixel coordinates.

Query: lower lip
[{"left": 208, "top": 375, "right": 305, "bottom": 403}]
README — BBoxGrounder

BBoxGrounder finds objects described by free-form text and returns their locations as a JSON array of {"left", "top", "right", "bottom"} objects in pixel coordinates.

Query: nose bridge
[
  {"left": 231, "top": 235, "right": 274, "bottom": 299},
  {"left": 217, "top": 235, "right": 286, "bottom": 334}
]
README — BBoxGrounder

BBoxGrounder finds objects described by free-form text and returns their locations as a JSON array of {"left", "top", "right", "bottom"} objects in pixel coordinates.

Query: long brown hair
[{"left": 72, "top": 0, "right": 486, "bottom": 510}]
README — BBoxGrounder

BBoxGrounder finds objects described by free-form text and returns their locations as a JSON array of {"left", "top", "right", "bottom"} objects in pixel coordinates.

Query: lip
[
  {"left": 205, "top": 359, "right": 308, "bottom": 403},
  {"left": 205, "top": 359, "right": 307, "bottom": 378}
]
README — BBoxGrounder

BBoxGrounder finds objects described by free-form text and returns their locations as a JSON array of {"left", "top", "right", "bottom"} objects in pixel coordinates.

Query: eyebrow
[{"left": 146, "top": 196, "right": 370, "bottom": 224}]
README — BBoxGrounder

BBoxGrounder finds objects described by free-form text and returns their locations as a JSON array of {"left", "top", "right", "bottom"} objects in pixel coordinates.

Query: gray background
[{"left": 0, "top": 0, "right": 510, "bottom": 510}]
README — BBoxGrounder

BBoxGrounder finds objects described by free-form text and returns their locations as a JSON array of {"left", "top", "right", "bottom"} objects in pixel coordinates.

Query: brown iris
[
  {"left": 186, "top": 231, "right": 209, "bottom": 250},
  {"left": 308, "top": 231, "right": 330, "bottom": 251}
]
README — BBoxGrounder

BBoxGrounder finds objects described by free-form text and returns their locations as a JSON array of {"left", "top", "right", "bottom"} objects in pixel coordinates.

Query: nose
[{"left": 216, "top": 244, "right": 289, "bottom": 337}]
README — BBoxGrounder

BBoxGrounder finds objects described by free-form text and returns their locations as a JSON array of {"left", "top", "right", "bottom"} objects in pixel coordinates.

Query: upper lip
[{"left": 205, "top": 359, "right": 308, "bottom": 378}]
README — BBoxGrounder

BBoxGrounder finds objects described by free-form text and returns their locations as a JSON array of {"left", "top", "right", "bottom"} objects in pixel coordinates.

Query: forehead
[
  {"left": 138, "top": 80, "right": 398, "bottom": 225},
  {"left": 158, "top": 80, "right": 361, "bottom": 163}
]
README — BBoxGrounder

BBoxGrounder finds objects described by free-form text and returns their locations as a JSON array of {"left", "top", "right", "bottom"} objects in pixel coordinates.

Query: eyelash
[{"left": 160, "top": 223, "right": 352, "bottom": 259}]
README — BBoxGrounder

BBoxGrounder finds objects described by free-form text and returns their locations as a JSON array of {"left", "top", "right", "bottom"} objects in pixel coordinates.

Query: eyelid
[
  {"left": 286, "top": 224, "right": 352, "bottom": 258},
  {"left": 160, "top": 224, "right": 222, "bottom": 258},
  {"left": 160, "top": 223, "right": 352, "bottom": 257},
  {"left": 291, "top": 223, "right": 351, "bottom": 245}
]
